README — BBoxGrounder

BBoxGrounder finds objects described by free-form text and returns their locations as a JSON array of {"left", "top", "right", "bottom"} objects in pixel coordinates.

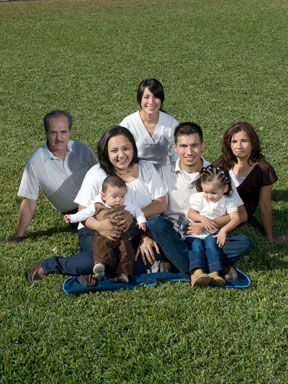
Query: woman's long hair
[
  {"left": 97, "top": 126, "right": 138, "bottom": 176},
  {"left": 222, "top": 122, "right": 263, "bottom": 168}
]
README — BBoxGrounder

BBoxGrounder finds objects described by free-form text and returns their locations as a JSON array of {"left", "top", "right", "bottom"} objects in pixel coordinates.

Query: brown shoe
[
  {"left": 28, "top": 261, "right": 45, "bottom": 283},
  {"left": 76, "top": 274, "right": 98, "bottom": 287},
  {"left": 223, "top": 266, "right": 238, "bottom": 281},
  {"left": 159, "top": 261, "right": 177, "bottom": 273},
  {"left": 209, "top": 272, "right": 225, "bottom": 287},
  {"left": 191, "top": 268, "right": 211, "bottom": 287}
]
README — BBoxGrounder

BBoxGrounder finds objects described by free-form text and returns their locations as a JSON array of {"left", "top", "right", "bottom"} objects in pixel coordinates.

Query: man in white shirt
[
  {"left": 148, "top": 122, "right": 252, "bottom": 275},
  {"left": 1, "top": 110, "right": 97, "bottom": 245}
]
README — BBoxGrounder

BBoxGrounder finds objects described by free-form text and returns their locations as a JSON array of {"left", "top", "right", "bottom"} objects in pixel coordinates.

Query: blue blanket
[{"left": 63, "top": 266, "right": 250, "bottom": 295}]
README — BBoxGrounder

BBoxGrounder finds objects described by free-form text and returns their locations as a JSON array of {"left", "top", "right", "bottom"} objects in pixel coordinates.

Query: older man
[
  {"left": 147, "top": 122, "right": 252, "bottom": 278},
  {"left": 2, "top": 110, "right": 97, "bottom": 244}
]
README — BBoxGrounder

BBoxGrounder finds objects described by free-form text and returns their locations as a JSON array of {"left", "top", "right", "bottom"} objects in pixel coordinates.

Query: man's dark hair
[
  {"left": 174, "top": 122, "right": 203, "bottom": 144},
  {"left": 102, "top": 175, "right": 127, "bottom": 193},
  {"left": 44, "top": 110, "right": 73, "bottom": 133}
]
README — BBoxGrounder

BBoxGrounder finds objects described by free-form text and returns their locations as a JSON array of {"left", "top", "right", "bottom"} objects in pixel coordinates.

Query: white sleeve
[
  {"left": 17, "top": 162, "right": 39, "bottom": 200},
  {"left": 125, "top": 204, "right": 147, "bottom": 225},
  {"left": 226, "top": 195, "right": 240, "bottom": 214},
  {"left": 74, "top": 165, "right": 106, "bottom": 207},
  {"left": 119, "top": 116, "right": 129, "bottom": 128},
  {"left": 69, "top": 204, "right": 96, "bottom": 223}
]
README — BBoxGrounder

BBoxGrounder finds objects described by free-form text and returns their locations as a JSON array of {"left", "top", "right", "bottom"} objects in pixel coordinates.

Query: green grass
[{"left": 0, "top": 0, "right": 288, "bottom": 382}]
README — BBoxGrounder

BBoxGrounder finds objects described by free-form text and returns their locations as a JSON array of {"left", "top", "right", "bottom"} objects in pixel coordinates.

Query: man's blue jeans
[
  {"left": 148, "top": 216, "right": 253, "bottom": 274},
  {"left": 185, "top": 234, "right": 224, "bottom": 273},
  {"left": 42, "top": 225, "right": 161, "bottom": 276}
]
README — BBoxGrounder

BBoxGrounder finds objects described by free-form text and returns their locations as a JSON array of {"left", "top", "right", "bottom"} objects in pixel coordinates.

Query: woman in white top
[
  {"left": 28, "top": 126, "right": 168, "bottom": 283},
  {"left": 120, "top": 78, "right": 179, "bottom": 169}
]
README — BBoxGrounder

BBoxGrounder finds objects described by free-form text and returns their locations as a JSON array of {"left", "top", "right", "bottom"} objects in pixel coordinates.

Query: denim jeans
[
  {"left": 185, "top": 234, "right": 224, "bottom": 273},
  {"left": 42, "top": 224, "right": 161, "bottom": 276},
  {"left": 148, "top": 216, "right": 253, "bottom": 275}
]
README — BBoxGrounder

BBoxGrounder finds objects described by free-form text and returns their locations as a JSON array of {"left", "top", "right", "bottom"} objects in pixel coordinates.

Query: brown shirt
[{"left": 213, "top": 156, "right": 277, "bottom": 216}]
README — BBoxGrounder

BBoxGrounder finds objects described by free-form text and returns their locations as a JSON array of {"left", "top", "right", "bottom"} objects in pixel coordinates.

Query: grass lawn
[{"left": 0, "top": 0, "right": 288, "bottom": 382}]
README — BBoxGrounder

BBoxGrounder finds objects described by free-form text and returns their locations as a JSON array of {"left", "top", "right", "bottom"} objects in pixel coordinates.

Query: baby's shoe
[
  {"left": 93, "top": 263, "right": 105, "bottom": 280},
  {"left": 209, "top": 271, "right": 225, "bottom": 287},
  {"left": 115, "top": 274, "right": 129, "bottom": 284},
  {"left": 191, "top": 268, "right": 211, "bottom": 287}
]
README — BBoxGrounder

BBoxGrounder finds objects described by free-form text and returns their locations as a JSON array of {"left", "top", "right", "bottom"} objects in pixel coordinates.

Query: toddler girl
[{"left": 186, "top": 165, "right": 241, "bottom": 287}]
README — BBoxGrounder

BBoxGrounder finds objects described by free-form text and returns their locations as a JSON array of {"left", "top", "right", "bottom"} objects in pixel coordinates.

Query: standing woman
[
  {"left": 213, "top": 122, "right": 286, "bottom": 243},
  {"left": 120, "top": 78, "right": 179, "bottom": 169}
]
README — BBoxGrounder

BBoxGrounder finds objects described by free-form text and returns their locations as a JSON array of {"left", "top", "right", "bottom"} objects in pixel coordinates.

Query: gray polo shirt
[{"left": 18, "top": 140, "right": 97, "bottom": 212}]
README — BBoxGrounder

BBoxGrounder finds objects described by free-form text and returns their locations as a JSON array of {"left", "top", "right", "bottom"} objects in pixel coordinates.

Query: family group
[{"left": 3, "top": 78, "right": 286, "bottom": 288}]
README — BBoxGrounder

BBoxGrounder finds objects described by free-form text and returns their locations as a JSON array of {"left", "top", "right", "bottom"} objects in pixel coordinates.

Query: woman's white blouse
[
  {"left": 120, "top": 111, "right": 179, "bottom": 169},
  {"left": 75, "top": 160, "right": 167, "bottom": 216}
]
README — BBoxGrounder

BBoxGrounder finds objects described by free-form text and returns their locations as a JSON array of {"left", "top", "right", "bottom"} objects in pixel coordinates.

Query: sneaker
[
  {"left": 93, "top": 263, "right": 105, "bottom": 280},
  {"left": 115, "top": 274, "right": 129, "bottom": 283}
]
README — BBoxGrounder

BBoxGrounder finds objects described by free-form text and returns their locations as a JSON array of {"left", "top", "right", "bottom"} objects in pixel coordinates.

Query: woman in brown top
[{"left": 213, "top": 122, "right": 287, "bottom": 243}]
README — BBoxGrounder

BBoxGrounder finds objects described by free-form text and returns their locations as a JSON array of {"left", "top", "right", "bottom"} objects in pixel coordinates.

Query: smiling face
[
  {"left": 201, "top": 181, "right": 228, "bottom": 203},
  {"left": 140, "top": 87, "right": 161, "bottom": 116},
  {"left": 46, "top": 115, "right": 71, "bottom": 157},
  {"left": 174, "top": 133, "right": 205, "bottom": 173},
  {"left": 231, "top": 130, "right": 253, "bottom": 161},
  {"left": 107, "top": 135, "right": 134, "bottom": 172},
  {"left": 102, "top": 185, "right": 126, "bottom": 208}
]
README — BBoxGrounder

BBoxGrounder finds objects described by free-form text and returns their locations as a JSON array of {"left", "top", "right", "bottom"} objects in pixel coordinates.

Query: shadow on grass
[
  {"left": 239, "top": 212, "right": 288, "bottom": 273},
  {"left": 24, "top": 225, "right": 77, "bottom": 241},
  {"left": 272, "top": 189, "right": 288, "bottom": 202}
]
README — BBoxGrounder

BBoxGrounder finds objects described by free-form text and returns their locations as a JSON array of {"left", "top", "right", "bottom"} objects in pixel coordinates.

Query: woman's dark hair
[
  {"left": 222, "top": 122, "right": 263, "bottom": 168},
  {"left": 97, "top": 126, "right": 138, "bottom": 175},
  {"left": 136, "top": 78, "right": 165, "bottom": 110},
  {"left": 102, "top": 175, "right": 127, "bottom": 193},
  {"left": 196, "top": 165, "right": 232, "bottom": 196}
]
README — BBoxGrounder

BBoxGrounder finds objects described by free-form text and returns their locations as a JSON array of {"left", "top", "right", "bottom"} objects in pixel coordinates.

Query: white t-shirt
[
  {"left": 75, "top": 160, "right": 168, "bottom": 229},
  {"left": 120, "top": 110, "right": 179, "bottom": 169},
  {"left": 187, "top": 192, "right": 240, "bottom": 239}
]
